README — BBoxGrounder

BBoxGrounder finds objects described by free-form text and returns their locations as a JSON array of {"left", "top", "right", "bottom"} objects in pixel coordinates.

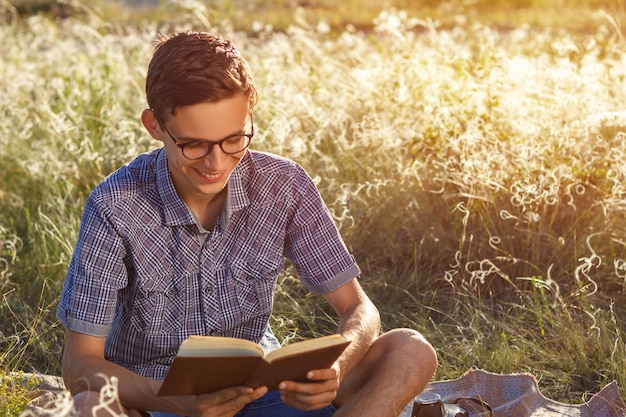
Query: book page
[
  {"left": 177, "top": 336, "right": 265, "bottom": 357},
  {"left": 265, "top": 334, "right": 348, "bottom": 362}
]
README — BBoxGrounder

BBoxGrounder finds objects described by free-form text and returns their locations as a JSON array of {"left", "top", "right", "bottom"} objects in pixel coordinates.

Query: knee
[
  {"left": 73, "top": 390, "right": 133, "bottom": 416},
  {"left": 73, "top": 390, "right": 102, "bottom": 412},
  {"left": 74, "top": 390, "right": 100, "bottom": 405},
  {"left": 380, "top": 328, "right": 438, "bottom": 377}
]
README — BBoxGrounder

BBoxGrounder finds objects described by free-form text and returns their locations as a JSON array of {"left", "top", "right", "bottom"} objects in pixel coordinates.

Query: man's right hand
[{"left": 176, "top": 386, "right": 268, "bottom": 417}]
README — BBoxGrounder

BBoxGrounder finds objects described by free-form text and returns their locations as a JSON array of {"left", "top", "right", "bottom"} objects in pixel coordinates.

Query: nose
[{"left": 200, "top": 143, "right": 228, "bottom": 166}]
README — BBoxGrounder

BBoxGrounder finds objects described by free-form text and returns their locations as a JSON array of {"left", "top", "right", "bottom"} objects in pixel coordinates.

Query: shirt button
[{"left": 204, "top": 286, "right": 213, "bottom": 294}]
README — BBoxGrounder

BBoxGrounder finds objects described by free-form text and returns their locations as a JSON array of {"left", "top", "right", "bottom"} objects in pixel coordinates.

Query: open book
[{"left": 158, "top": 334, "right": 350, "bottom": 396}]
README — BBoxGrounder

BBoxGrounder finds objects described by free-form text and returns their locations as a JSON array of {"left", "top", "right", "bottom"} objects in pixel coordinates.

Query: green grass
[
  {"left": 3, "top": 0, "right": 626, "bottom": 414},
  {"left": 0, "top": 371, "right": 42, "bottom": 416}
]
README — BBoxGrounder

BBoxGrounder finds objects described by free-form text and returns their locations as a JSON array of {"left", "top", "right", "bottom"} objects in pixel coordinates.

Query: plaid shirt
[{"left": 57, "top": 148, "right": 360, "bottom": 380}]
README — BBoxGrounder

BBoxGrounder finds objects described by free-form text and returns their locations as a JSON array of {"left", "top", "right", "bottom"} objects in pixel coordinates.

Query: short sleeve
[
  {"left": 283, "top": 165, "right": 360, "bottom": 294},
  {"left": 56, "top": 192, "right": 128, "bottom": 336}
]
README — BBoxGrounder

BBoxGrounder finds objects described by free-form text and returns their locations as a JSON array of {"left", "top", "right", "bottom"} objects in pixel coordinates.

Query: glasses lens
[
  {"left": 221, "top": 135, "right": 251, "bottom": 154},
  {"left": 180, "top": 136, "right": 251, "bottom": 159},
  {"left": 181, "top": 142, "right": 213, "bottom": 160}
]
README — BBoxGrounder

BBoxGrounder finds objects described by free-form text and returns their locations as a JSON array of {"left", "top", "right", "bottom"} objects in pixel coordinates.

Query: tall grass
[{"left": 2, "top": 0, "right": 626, "bottom": 413}]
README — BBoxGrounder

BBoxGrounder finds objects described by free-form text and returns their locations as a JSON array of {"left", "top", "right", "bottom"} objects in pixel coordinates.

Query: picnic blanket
[
  {"left": 400, "top": 369, "right": 626, "bottom": 417},
  {"left": 18, "top": 368, "right": 626, "bottom": 416}
]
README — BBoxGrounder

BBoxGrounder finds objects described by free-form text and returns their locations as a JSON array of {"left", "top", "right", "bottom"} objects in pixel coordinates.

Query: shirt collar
[
  {"left": 227, "top": 151, "right": 251, "bottom": 213},
  {"left": 155, "top": 149, "right": 195, "bottom": 227},
  {"left": 156, "top": 148, "right": 253, "bottom": 228}
]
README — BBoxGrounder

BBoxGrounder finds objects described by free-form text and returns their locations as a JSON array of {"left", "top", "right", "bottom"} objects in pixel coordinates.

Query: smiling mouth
[
  {"left": 194, "top": 167, "right": 225, "bottom": 182},
  {"left": 200, "top": 171, "right": 221, "bottom": 179}
]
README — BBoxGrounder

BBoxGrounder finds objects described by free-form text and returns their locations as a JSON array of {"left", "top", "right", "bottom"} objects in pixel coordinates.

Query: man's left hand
[{"left": 277, "top": 367, "right": 340, "bottom": 410}]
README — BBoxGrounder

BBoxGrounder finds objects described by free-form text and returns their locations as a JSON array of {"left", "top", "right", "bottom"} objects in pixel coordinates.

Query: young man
[{"left": 57, "top": 31, "right": 437, "bottom": 417}]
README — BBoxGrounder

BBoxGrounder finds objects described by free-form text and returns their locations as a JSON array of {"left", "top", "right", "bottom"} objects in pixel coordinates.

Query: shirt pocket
[
  {"left": 226, "top": 261, "right": 280, "bottom": 327},
  {"left": 129, "top": 272, "right": 192, "bottom": 335}
]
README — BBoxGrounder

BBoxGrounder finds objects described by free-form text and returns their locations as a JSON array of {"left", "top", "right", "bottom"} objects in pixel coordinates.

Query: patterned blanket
[{"left": 400, "top": 369, "right": 626, "bottom": 417}]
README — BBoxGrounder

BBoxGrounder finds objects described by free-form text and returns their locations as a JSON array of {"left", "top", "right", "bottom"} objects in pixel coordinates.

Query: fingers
[
  {"left": 214, "top": 385, "right": 267, "bottom": 406},
  {"left": 193, "top": 385, "right": 268, "bottom": 416},
  {"left": 209, "top": 386, "right": 256, "bottom": 404},
  {"left": 278, "top": 369, "right": 339, "bottom": 411}
]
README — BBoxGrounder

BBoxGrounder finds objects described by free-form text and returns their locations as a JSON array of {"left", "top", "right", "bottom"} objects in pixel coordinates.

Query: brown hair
[{"left": 146, "top": 31, "right": 258, "bottom": 120}]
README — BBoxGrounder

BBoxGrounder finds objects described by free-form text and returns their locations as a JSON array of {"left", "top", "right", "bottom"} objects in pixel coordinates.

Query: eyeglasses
[{"left": 154, "top": 112, "right": 254, "bottom": 160}]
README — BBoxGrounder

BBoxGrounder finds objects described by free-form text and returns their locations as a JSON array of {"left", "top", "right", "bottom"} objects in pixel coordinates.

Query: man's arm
[
  {"left": 324, "top": 278, "right": 381, "bottom": 379},
  {"left": 62, "top": 330, "right": 162, "bottom": 409},
  {"left": 277, "top": 278, "right": 380, "bottom": 410},
  {"left": 62, "top": 330, "right": 267, "bottom": 416}
]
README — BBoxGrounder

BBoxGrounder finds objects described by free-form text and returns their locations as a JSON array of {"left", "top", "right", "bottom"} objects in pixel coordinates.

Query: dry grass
[{"left": 1, "top": 0, "right": 626, "bottom": 414}]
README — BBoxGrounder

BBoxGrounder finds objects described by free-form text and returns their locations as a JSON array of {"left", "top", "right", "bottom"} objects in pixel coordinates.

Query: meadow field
[{"left": 2, "top": 0, "right": 626, "bottom": 414}]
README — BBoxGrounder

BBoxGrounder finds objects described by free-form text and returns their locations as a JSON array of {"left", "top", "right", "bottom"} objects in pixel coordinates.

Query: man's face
[{"left": 156, "top": 95, "right": 252, "bottom": 204}]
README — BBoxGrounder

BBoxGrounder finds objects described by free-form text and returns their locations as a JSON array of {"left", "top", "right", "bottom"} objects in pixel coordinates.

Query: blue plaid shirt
[{"left": 57, "top": 148, "right": 360, "bottom": 380}]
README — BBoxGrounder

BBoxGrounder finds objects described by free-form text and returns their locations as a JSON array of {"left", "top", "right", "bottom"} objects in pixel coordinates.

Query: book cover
[{"left": 158, "top": 334, "right": 350, "bottom": 396}]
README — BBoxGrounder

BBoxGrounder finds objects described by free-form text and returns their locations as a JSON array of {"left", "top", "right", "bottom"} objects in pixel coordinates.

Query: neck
[{"left": 185, "top": 187, "right": 228, "bottom": 231}]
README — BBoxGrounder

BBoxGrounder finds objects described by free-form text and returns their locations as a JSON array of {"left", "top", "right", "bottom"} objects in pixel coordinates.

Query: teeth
[{"left": 201, "top": 172, "right": 220, "bottom": 179}]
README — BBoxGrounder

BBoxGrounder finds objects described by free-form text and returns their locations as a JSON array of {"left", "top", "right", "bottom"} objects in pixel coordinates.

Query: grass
[
  {"left": 2, "top": 0, "right": 626, "bottom": 414},
  {"left": 0, "top": 371, "right": 42, "bottom": 416}
]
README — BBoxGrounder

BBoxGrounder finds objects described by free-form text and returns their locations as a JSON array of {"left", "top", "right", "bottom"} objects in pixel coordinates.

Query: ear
[{"left": 141, "top": 109, "right": 164, "bottom": 142}]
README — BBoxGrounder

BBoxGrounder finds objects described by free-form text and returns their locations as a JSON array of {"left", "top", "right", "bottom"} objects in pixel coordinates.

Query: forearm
[
  {"left": 335, "top": 295, "right": 381, "bottom": 378},
  {"left": 63, "top": 354, "right": 162, "bottom": 410},
  {"left": 62, "top": 332, "right": 180, "bottom": 414}
]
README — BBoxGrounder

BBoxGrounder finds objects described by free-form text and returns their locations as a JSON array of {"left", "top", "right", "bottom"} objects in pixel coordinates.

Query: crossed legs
[{"left": 333, "top": 328, "right": 438, "bottom": 417}]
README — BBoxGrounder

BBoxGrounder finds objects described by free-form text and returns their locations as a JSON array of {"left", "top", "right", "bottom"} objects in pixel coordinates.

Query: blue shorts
[{"left": 149, "top": 390, "right": 336, "bottom": 417}]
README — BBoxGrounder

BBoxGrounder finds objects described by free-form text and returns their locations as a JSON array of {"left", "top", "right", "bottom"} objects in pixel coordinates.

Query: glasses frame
[{"left": 154, "top": 111, "right": 254, "bottom": 160}]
